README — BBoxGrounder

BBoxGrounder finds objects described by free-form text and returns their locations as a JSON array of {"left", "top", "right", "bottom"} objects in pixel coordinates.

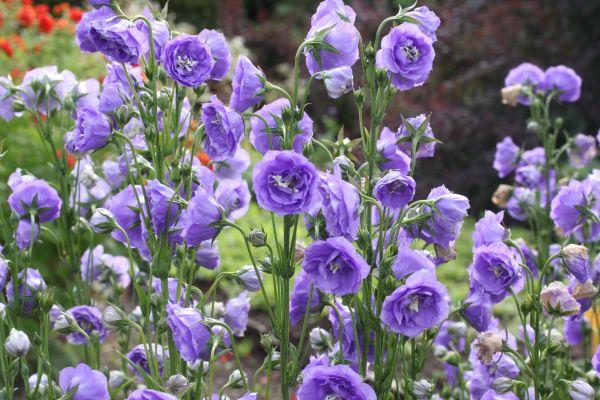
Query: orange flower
[
  {"left": 10, "top": 68, "right": 21, "bottom": 79},
  {"left": 0, "top": 38, "right": 13, "bottom": 57},
  {"left": 37, "top": 12, "right": 54, "bottom": 33},
  {"left": 52, "top": 2, "right": 70, "bottom": 15},
  {"left": 196, "top": 150, "right": 214, "bottom": 170},
  {"left": 33, "top": 4, "right": 49, "bottom": 14},
  {"left": 54, "top": 18, "right": 70, "bottom": 30},
  {"left": 17, "top": 5, "right": 36, "bottom": 27},
  {"left": 69, "top": 7, "right": 83, "bottom": 23},
  {"left": 56, "top": 149, "right": 76, "bottom": 169}
]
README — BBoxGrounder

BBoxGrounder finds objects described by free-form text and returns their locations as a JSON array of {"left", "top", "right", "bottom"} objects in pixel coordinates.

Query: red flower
[
  {"left": 0, "top": 38, "right": 13, "bottom": 57},
  {"left": 17, "top": 5, "right": 36, "bottom": 27},
  {"left": 69, "top": 7, "right": 83, "bottom": 23},
  {"left": 52, "top": 2, "right": 70, "bottom": 15},
  {"left": 196, "top": 150, "right": 214, "bottom": 170},
  {"left": 33, "top": 4, "right": 49, "bottom": 14},
  {"left": 10, "top": 68, "right": 21, "bottom": 79},
  {"left": 37, "top": 12, "right": 54, "bottom": 33}
]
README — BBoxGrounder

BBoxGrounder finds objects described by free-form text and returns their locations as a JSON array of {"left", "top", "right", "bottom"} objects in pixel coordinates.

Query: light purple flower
[
  {"left": 181, "top": 188, "right": 221, "bottom": 246},
  {"left": 0, "top": 256, "right": 8, "bottom": 290},
  {"left": 376, "top": 24, "right": 435, "bottom": 91},
  {"left": 318, "top": 167, "right": 360, "bottom": 240},
  {"left": 250, "top": 99, "right": 313, "bottom": 154},
  {"left": 564, "top": 316, "right": 588, "bottom": 346},
  {"left": 473, "top": 211, "right": 507, "bottom": 248},
  {"left": 8, "top": 178, "right": 62, "bottom": 223},
  {"left": 166, "top": 303, "right": 211, "bottom": 363},
  {"left": 127, "top": 343, "right": 167, "bottom": 377},
  {"left": 253, "top": 150, "right": 319, "bottom": 215},
  {"left": 540, "top": 281, "right": 580, "bottom": 316},
  {"left": 230, "top": 56, "right": 265, "bottom": 113},
  {"left": 99, "top": 62, "right": 143, "bottom": 114},
  {"left": 463, "top": 287, "right": 492, "bottom": 332},
  {"left": 493, "top": 137, "right": 520, "bottom": 178},
  {"left": 377, "top": 127, "right": 412, "bottom": 173},
  {"left": 71, "top": 105, "right": 112, "bottom": 152},
  {"left": 0, "top": 75, "right": 16, "bottom": 121},
  {"left": 198, "top": 29, "right": 231, "bottom": 80},
  {"left": 391, "top": 246, "right": 435, "bottom": 279},
  {"left": 214, "top": 147, "right": 251, "bottom": 180},
  {"left": 59, "top": 363, "right": 109, "bottom": 400},
  {"left": 321, "top": 66, "right": 353, "bottom": 98},
  {"left": 568, "top": 134, "right": 597, "bottom": 168},
  {"left": 396, "top": 114, "right": 437, "bottom": 158},
  {"left": 406, "top": 6, "right": 441, "bottom": 41},
  {"left": 541, "top": 65, "right": 582, "bottom": 102},
  {"left": 224, "top": 291, "right": 251, "bottom": 336},
  {"left": 5, "top": 268, "right": 46, "bottom": 313},
  {"left": 135, "top": 9, "right": 170, "bottom": 61},
  {"left": 506, "top": 187, "right": 534, "bottom": 221},
  {"left": 15, "top": 219, "right": 40, "bottom": 251},
  {"left": 302, "top": 236, "right": 369, "bottom": 296},
  {"left": 201, "top": 95, "right": 244, "bottom": 161},
  {"left": 65, "top": 306, "right": 108, "bottom": 344},
  {"left": 373, "top": 170, "right": 416, "bottom": 209},
  {"left": 162, "top": 34, "right": 214, "bottom": 87},
  {"left": 127, "top": 389, "right": 177, "bottom": 400},
  {"left": 551, "top": 179, "right": 599, "bottom": 239},
  {"left": 592, "top": 344, "right": 600, "bottom": 374},
  {"left": 290, "top": 270, "right": 322, "bottom": 326},
  {"left": 297, "top": 364, "right": 376, "bottom": 400},
  {"left": 469, "top": 242, "right": 522, "bottom": 301},
  {"left": 195, "top": 240, "right": 220, "bottom": 270},
  {"left": 215, "top": 179, "right": 250, "bottom": 221},
  {"left": 311, "top": 0, "right": 356, "bottom": 25},
  {"left": 504, "top": 63, "right": 544, "bottom": 105},
  {"left": 107, "top": 185, "right": 146, "bottom": 248}
]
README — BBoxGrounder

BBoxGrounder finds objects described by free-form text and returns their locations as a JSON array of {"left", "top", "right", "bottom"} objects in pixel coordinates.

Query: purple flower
[
  {"left": 166, "top": 303, "right": 211, "bottom": 363},
  {"left": 65, "top": 306, "right": 108, "bottom": 345},
  {"left": 376, "top": 24, "right": 435, "bottom": 91},
  {"left": 493, "top": 137, "right": 520, "bottom": 178},
  {"left": 127, "top": 343, "right": 167, "bottom": 377},
  {"left": 304, "top": 11, "right": 360, "bottom": 75},
  {"left": 568, "top": 134, "right": 597, "bottom": 168},
  {"left": 541, "top": 65, "right": 582, "bottom": 102},
  {"left": 78, "top": 7, "right": 148, "bottom": 64},
  {"left": 195, "top": 240, "right": 220, "bottom": 270},
  {"left": 71, "top": 105, "right": 112, "bottom": 152},
  {"left": 99, "top": 62, "right": 143, "bottom": 114},
  {"left": 593, "top": 344, "right": 600, "bottom": 374},
  {"left": 564, "top": 316, "right": 588, "bottom": 346},
  {"left": 201, "top": 95, "right": 244, "bottom": 161},
  {"left": 181, "top": 188, "right": 222, "bottom": 246},
  {"left": 15, "top": 219, "right": 40, "bottom": 251},
  {"left": 506, "top": 187, "right": 534, "bottom": 221},
  {"left": 162, "top": 34, "right": 214, "bottom": 87},
  {"left": 551, "top": 179, "right": 599, "bottom": 239},
  {"left": 59, "top": 363, "right": 109, "bottom": 400},
  {"left": 290, "top": 269, "right": 322, "bottom": 326},
  {"left": 146, "top": 179, "right": 180, "bottom": 235},
  {"left": 297, "top": 364, "right": 375, "bottom": 400},
  {"left": 0, "top": 75, "right": 16, "bottom": 121},
  {"left": 473, "top": 211, "right": 507, "bottom": 248},
  {"left": 416, "top": 185, "right": 470, "bottom": 248},
  {"left": 321, "top": 66, "right": 353, "bottom": 98},
  {"left": 396, "top": 114, "right": 437, "bottom": 158},
  {"left": 373, "top": 170, "right": 416, "bottom": 209},
  {"left": 406, "top": 6, "right": 441, "bottom": 41},
  {"left": 127, "top": 389, "right": 177, "bottom": 400},
  {"left": 391, "top": 246, "right": 435, "bottom": 280},
  {"left": 8, "top": 178, "right": 62, "bottom": 223},
  {"left": 198, "top": 29, "right": 231, "bottom": 80},
  {"left": 215, "top": 179, "right": 251, "bottom": 221},
  {"left": 152, "top": 277, "right": 185, "bottom": 305},
  {"left": 0, "top": 257, "right": 8, "bottom": 290},
  {"left": 135, "top": 10, "right": 170, "bottom": 61},
  {"left": 224, "top": 291, "right": 251, "bottom": 336},
  {"left": 377, "top": 127, "right": 412, "bottom": 173},
  {"left": 88, "top": 0, "right": 110, "bottom": 8},
  {"left": 230, "top": 56, "right": 265, "bottom": 113},
  {"left": 381, "top": 270, "right": 449, "bottom": 337},
  {"left": 469, "top": 242, "right": 522, "bottom": 301},
  {"left": 311, "top": 0, "right": 356, "bottom": 25},
  {"left": 253, "top": 150, "right": 319, "bottom": 215},
  {"left": 463, "top": 288, "right": 492, "bottom": 332},
  {"left": 561, "top": 244, "right": 591, "bottom": 283},
  {"left": 504, "top": 63, "right": 544, "bottom": 105},
  {"left": 318, "top": 167, "right": 360, "bottom": 240},
  {"left": 302, "top": 237, "right": 369, "bottom": 296},
  {"left": 5, "top": 268, "right": 46, "bottom": 313},
  {"left": 540, "top": 281, "right": 580, "bottom": 316},
  {"left": 250, "top": 99, "right": 313, "bottom": 154},
  {"left": 18, "top": 66, "right": 67, "bottom": 113},
  {"left": 107, "top": 185, "right": 146, "bottom": 248}
]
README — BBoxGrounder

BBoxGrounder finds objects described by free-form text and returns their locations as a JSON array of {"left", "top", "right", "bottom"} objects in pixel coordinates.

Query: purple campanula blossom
[
  {"left": 181, "top": 188, "right": 221, "bottom": 246},
  {"left": 318, "top": 167, "right": 360, "bottom": 240},
  {"left": 201, "top": 95, "right": 244, "bottom": 161},
  {"left": 146, "top": 179, "right": 180, "bottom": 235},
  {"left": 290, "top": 269, "right": 322, "bottom": 326},
  {"left": 65, "top": 306, "right": 108, "bottom": 345},
  {"left": 311, "top": 0, "right": 356, "bottom": 25},
  {"left": 253, "top": 150, "right": 319, "bottom": 215},
  {"left": 481, "top": 390, "right": 519, "bottom": 400},
  {"left": 224, "top": 291, "right": 251, "bottom": 336},
  {"left": 230, "top": 56, "right": 265, "bottom": 113},
  {"left": 373, "top": 170, "right": 416, "bottom": 209},
  {"left": 18, "top": 66, "right": 61, "bottom": 113},
  {"left": 238, "top": 393, "right": 258, "bottom": 400},
  {"left": 493, "top": 137, "right": 520, "bottom": 178},
  {"left": 152, "top": 277, "right": 185, "bottom": 305},
  {"left": 396, "top": 114, "right": 437, "bottom": 158},
  {"left": 304, "top": 10, "right": 360, "bottom": 75},
  {"left": 513, "top": 238, "right": 538, "bottom": 277},
  {"left": 328, "top": 300, "right": 367, "bottom": 363},
  {"left": 195, "top": 240, "right": 220, "bottom": 270},
  {"left": 506, "top": 187, "right": 534, "bottom": 221},
  {"left": 99, "top": 62, "right": 143, "bottom": 114},
  {"left": 376, "top": 24, "right": 435, "bottom": 91},
  {"left": 593, "top": 344, "right": 600, "bottom": 374},
  {"left": 8, "top": 178, "right": 62, "bottom": 223},
  {"left": 561, "top": 244, "right": 591, "bottom": 283},
  {"left": 377, "top": 127, "right": 412, "bottom": 173},
  {"left": 250, "top": 99, "right": 313, "bottom": 154},
  {"left": 215, "top": 179, "right": 251, "bottom": 221},
  {"left": 166, "top": 303, "right": 211, "bottom": 363},
  {"left": 88, "top": 0, "right": 110, "bottom": 8},
  {"left": 406, "top": 6, "right": 441, "bottom": 41},
  {"left": 162, "top": 34, "right": 214, "bottom": 87},
  {"left": 135, "top": 9, "right": 170, "bottom": 61},
  {"left": 15, "top": 219, "right": 40, "bottom": 251},
  {"left": 381, "top": 270, "right": 449, "bottom": 337},
  {"left": 391, "top": 246, "right": 435, "bottom": 280},
  {"left": 302, "top": 237, "right": 369, "bottom": 296},
  {"left": 71, "top": 105, "right": 112, "bottom": 152},
  {"left": 127, "top": 343, "right": 167, "bottom": 377},
  {"left": 473, "top": 211, "right": 507, "bottom": 248},
  {"left": 297, "top": 364, "right": 375, "bottom": 400},
  {"left": 198, "top": 29, "right": 231, "bottom": 80},
  {"left": 463, "top": 287, "right": 493, "bottom": 332},
  {"left": 415, "top": 185, "right": 470, "bottom": 249},
  {"left": 5, "top": 268, "right": 46, "bottom": 313},
  {"left": 551, "top": 179, "right": 600, "bottom": 240},
  {"left": 107, "top": 185, "right": 146, "bottom": 248},
  {"left": 503, "top": 63, "right": 544, "bottom": 105},
  {"left": 568, "top": 134, "right": 597, "bottom": 168},
  {"left": 59, "top": 363, "right": 109, "bottom": 400},
  {"left": 0, "top": 256, "right": 8, "bottom": 290},
  {"left": 469, "top": 242, "right": 522, "bottom": 302},
  {"left": 541, "top": 65, "right": 582, "bottom": 102},
  {"left": 127, "top": 389, "right": 177, "bottom": 400},
  {"left": 321, "top": 66, "right": 353, "bottom": 98},
  {"left": 214, "top": 147, "right": 251, "bottom": 180},
  {"left": 0, "top": 75, "right": 16, "bottom": 121},
  {"left": 540, "top": 281, "right": 580, "bottom": 317},
  {"left": 564, "top": 316, "right": 589, "bottom": 346}
]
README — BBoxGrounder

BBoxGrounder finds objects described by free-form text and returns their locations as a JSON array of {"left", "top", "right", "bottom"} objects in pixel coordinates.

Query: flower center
[
  {"left": 329, "top": 261, "right": 341, "bottom": 274},
  {"left": 272, "top": 174, "right": 299, "bottom": 192},
  {"left": 409, "top": 294, "right": 420, "bottom": 312},
  {"left": 492, "top": 265, "right": 505, "bottom": 277},
  {"left": 403, "top": 45, "right": 420, "bottom": 62},
  {"left": 325, "top": 395, "right": 342, "bottom": 400},
  {"left": 176, "top": 55, "right": 198, "bottom": 72}
]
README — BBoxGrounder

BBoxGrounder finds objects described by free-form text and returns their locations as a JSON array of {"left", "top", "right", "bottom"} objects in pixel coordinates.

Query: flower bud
[
  {"left": 353, "top": 88, "right": 365, "bottom": 106},
  {"left": 187, "top": 359, "right": 209, "bottom": 373},
  {"left": 5, "top": 328, "right": 30, "bottom": 357},
  {"left": 114, "top": 104, "right": 134, "bottom": 127},
  {"left": 526, "top": 120, "right": 539, "bottom": 133},
  {"left": 28, "top": 373, "right": 49, "bottom": 394},
  {"left": 309, "top": 328, "right": 331, "bottom": 351},
  {"left": 90, "top": 208, "right": 117, "bottom": 234},
  {"left": 433, "top": 345, "right": 448, "bottom": 359},
  {"left": 492, "top": 377, "right": 514, "bottom": 394},
  {"left": 320, "top": 66, "right": 353, "bottom": 99},
  {"left": 473, "top": 331, "right": 503, "bottom": 365},
  {"left": 53, "top": 312, "right": 76, "bottom": 335},
  {"left": 235, "top": 265, "right": 262, "bottom": 292},
  {"left": 492, "top": 184, "right": 512, "bottom": 208},
  {"left": 202, "top": 302, "right": 225, "bottom": 319},
  {"left": 501, "top": 84, "right": 523, "bottom": 106},
  {"left": 561, "top": 244, "right": 590, "bottom": 283},
  {"left": 108, "top": 370, "right": 127, "bottom": 388},
  {"left": 260, "top": 333, "right": 277, "bottom": 352},
  {"left": 102, "top": 305, "right": 129, "bottom": 331},
  {"left": 225, "top": 369, "right": 246, "bottom": 389},
  {"left": 540, "top": 281, "right": 580, "bottom": 317},
  {"left": 412, "top": 379, "right": 434, "bottom": 400},
  {"left": 167, "top": 374, "right": 189, "bottom": 395},
  {"left": 158, "top": 90, "right": 172, "bottom": 110},
  {"left": 567, "top": 379, "right": 595, "bottom": 400},
  {"left": 248, "top": 229, "right": 267, "bottom": 247}
]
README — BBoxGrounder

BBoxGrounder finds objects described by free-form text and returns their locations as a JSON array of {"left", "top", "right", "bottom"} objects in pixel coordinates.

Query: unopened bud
[
  {"left": 102, "top": 305, "right": 129, "bottom": 331},
  {"left": 309, "top": 328, "right": 331, "bottom": 351},
  {"left": 412, "top": 379, "right": 434, "bottom": 400},
  {"left": 90, "top": 208, "right": 116, "bottom": 234},
  {"left": 235, "top": 265, "right": 262, "bottom": 292},
  {"left": 226, "top": 369, "right": 246, "bottom": 389},
  {"left": 109, "top": 370, "right": 127, "bottom": 388},
  {"left": 567, "top": 379, "right": 595, "bottom": 400},
  {"left": 248, "top": 229, "right": 267, "bottom": 247},
  {"left": 492, "top": 377, "right": 514, "bottom": 394},
  {"left": 167, "top": 374, "right": 189, "bottom": 395},
  {"left": 5, "top": 329, "right": 30, "bottom": 357},
  {"left": 28, "top": 373, "right": 49, "bottom": 394}
]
